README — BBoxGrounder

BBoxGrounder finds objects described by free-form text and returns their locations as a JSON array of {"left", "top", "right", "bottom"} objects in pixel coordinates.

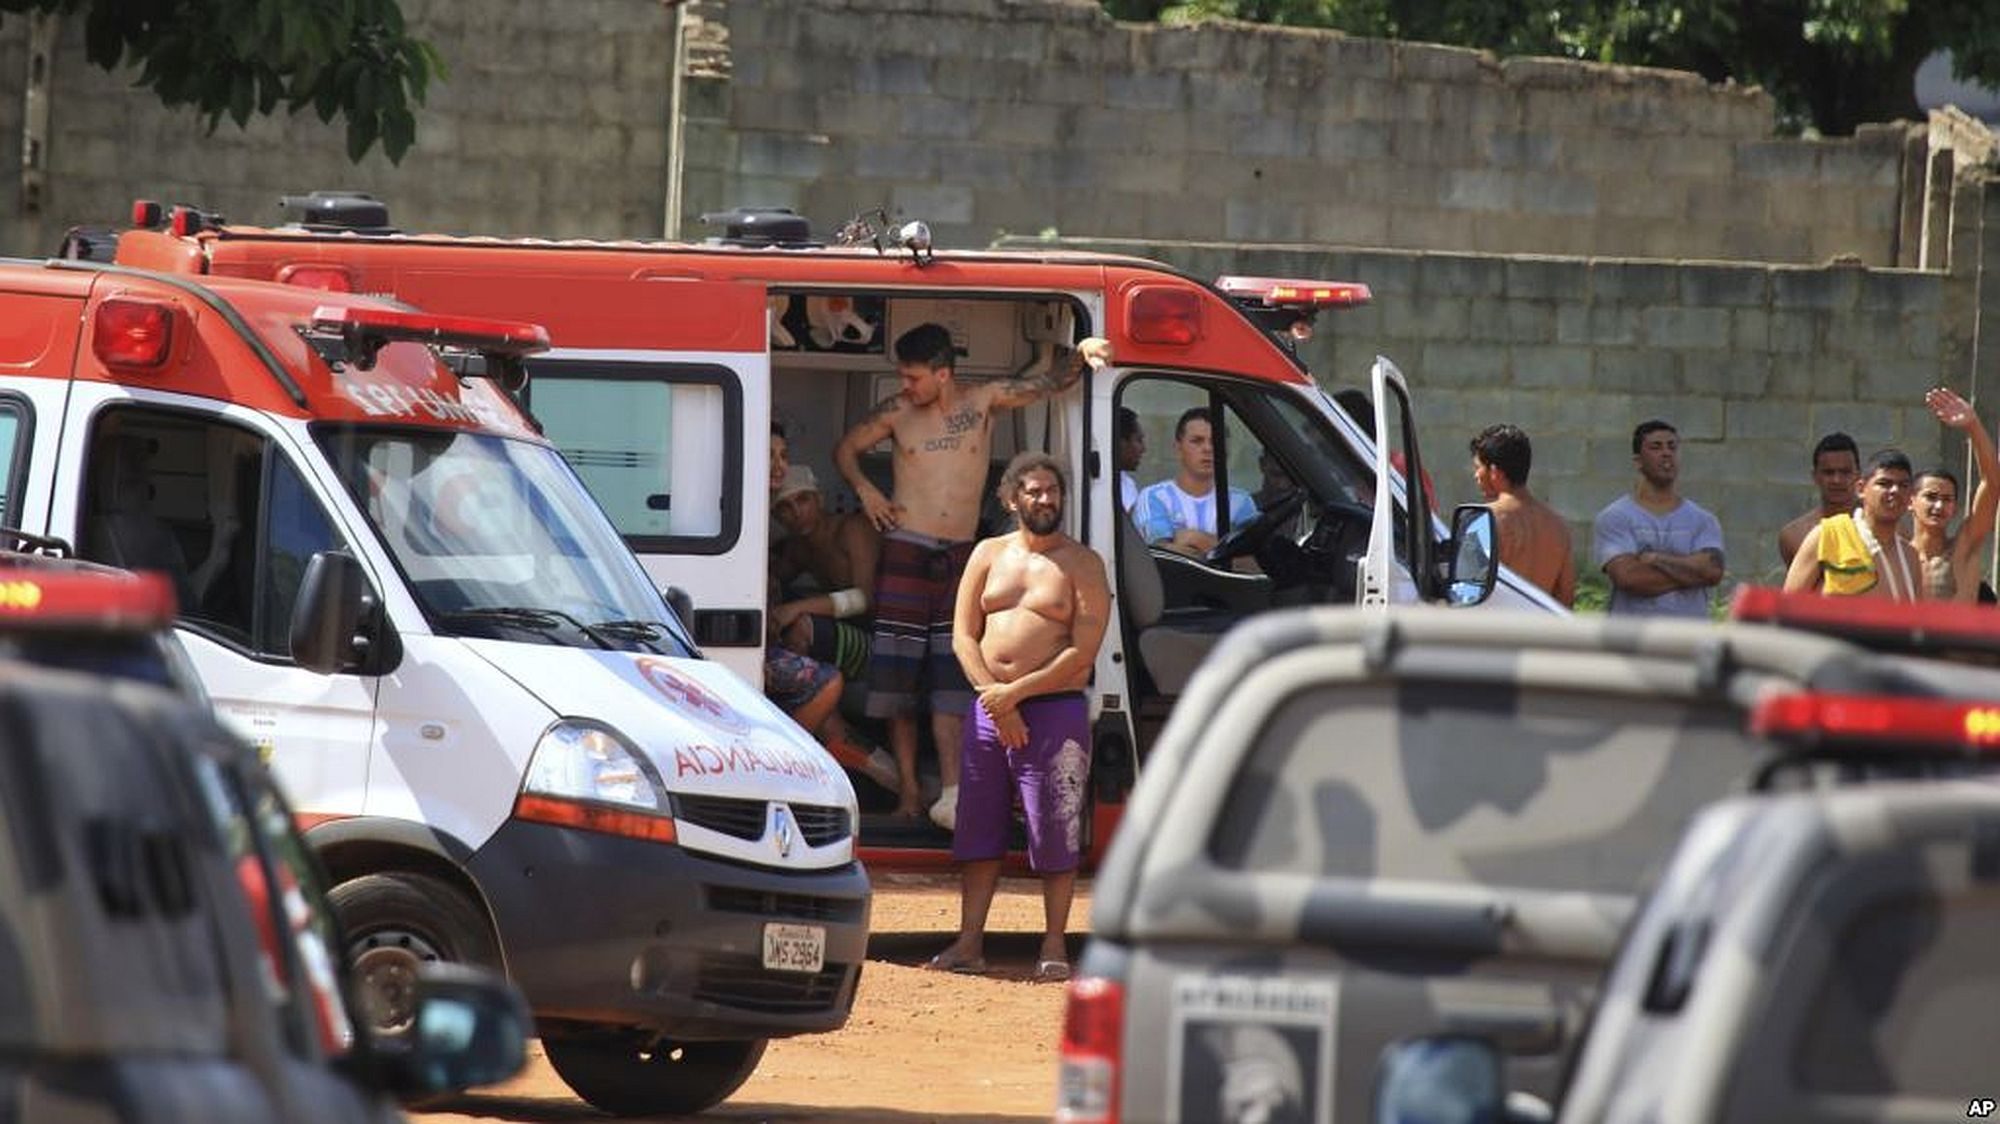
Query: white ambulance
[
  {"left": 114, "top": 198, "right": 1558, "bottom": 873},
  {"left": 0, "top": 253, "right": 866, "bottom": 1118}
]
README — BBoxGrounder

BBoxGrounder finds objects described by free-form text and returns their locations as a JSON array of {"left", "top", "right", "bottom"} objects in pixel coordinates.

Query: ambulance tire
[
  {"left": 330, "top": 872, "right": 501, "bottom": 1040},
  {"left": 543, "top": 1033, "right": 767, "bottom": 1117}
]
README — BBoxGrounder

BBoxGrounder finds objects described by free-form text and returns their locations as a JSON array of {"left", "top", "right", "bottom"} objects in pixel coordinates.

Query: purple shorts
[{"left": 952, "top": 693, "right": 1092, "bottom": 873}]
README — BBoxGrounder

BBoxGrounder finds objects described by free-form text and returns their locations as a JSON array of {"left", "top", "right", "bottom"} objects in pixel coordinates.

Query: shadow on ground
[{"left": 868, "top": 929, "right": 1087, "bottom": 982}]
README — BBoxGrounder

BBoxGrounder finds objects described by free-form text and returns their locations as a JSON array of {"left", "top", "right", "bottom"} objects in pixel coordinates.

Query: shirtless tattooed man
[
  {"left": 929, "top": 452, "right": 1110, "bottom": 980},
  {"left": 835, "top": 323, "right": 1112, "bottom": 826}
]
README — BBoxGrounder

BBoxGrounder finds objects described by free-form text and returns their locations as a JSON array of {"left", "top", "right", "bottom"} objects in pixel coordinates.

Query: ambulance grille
[
  {"left": 704, "top": 885, "right": 866, "bottom": 923},
  {"left": 671, "top": 794, "right": 851, "bottom": 846},
  {"left": 692, "top": 954, "right": 849, "bottom": 1013}
]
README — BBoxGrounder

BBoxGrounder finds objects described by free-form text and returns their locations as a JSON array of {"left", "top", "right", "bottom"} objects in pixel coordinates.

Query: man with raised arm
[
  {"left": 1784, "top": 448, "right": 1921, "bottom": 600},
  {"left": 928, "top": 452, "right": 1109, "bottom": 981},
  {"left": 835, "top": 323, "right": 1111, "bottom": 826}
]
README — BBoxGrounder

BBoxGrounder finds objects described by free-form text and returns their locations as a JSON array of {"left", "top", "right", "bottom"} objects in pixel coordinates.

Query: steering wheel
[{"left": 1205, "top": 489, "right": 1306, "bottom": 566}]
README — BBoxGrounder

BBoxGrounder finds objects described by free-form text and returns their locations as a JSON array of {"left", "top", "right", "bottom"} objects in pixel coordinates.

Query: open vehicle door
[{"left": 1360, "top": 356, "right": 1497, "bottom": 607}]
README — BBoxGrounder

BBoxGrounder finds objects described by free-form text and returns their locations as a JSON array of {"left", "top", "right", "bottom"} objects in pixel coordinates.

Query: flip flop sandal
[
  {"left": 925, "top": 951, "right": 988, "bottom": 975},
  {"left": 1033, "top": 959, "right": 1072, "bottom": 983}
]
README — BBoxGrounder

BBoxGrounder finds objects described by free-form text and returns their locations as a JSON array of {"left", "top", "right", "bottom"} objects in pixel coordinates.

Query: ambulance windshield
[{"left": 316, "top": 427, "right": 696, "bottom": 655}]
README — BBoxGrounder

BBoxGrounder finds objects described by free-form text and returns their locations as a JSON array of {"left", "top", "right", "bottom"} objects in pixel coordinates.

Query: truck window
[
  {"left": 190, "top": 754, "right": 355, "bottom": 1058},
  {"left": 1209, "top": 681, "right": 1758, "bottom": 896},
  {"left": 1790, "top": 889, "right": 2000, "bottom": 1098},
  {"left": 82, "top": 410, "right": 345, "bottom": 659},
  {"left": 524, "top": 362, "right": 740, "bottom": 552}
]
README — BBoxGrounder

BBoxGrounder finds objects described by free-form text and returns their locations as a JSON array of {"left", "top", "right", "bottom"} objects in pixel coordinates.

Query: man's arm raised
[
  {"left": 986, "top": 337, "right": 1112, "bottom": 410},
  {"left": 836, "top": 396, "right": 904, "bottom": 532},
  {"left": 1934, "top": 387, "right": 2000, "bottom": 566}
]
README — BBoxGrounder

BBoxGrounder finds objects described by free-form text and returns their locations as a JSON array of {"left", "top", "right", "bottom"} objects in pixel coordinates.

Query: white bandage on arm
[{"left": 829, "top": 587, "right": 868, "bottom": 619}]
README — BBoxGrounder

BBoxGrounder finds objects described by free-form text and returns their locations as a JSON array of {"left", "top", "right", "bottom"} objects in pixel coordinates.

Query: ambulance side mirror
[
  {"left": 291, "top": 551, "right": 378, "bottom": 675},
  {"left": 663, "top": 585, "right": 695, "bottom": 628}
]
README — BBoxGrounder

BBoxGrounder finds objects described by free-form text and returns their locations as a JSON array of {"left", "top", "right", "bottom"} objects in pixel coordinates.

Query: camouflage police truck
[
  {"left": 1055, "top": 602, "right": 2000, "bottom": 1124},
  {"left": 1374, "top": 777, "right": 2000, "bottom": 1124}
]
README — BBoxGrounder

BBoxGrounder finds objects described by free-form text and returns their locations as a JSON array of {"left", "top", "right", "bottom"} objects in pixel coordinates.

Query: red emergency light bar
[
  {"left": 1215, "top": 276, "right": 1373, "bottom": 309},
  {"left": 1751, "top": 690, "right": 2000, "bottom": 752},
  {"left": 1730, "top": 585, "right": 2000, "bottom": 659},
  {"left": 309, "top": 306, "right": 551, "bottom": 356},
  {"left": 92, "top": 297, "right": 176, "bottom": 369},
  {"left": 0, "top": 570, "right": 176, "bottom": 631}
]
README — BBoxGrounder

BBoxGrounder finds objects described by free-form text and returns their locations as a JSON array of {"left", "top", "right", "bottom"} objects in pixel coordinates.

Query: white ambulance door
[
  {"left": 0, "top": 378, "right": 70, "bottom": 537},
  {"left": 51, "top": 389, "right": 378, "bottom": 813},
  {"left": 524, "top": 347, "right": 768, "bottom": 686}
]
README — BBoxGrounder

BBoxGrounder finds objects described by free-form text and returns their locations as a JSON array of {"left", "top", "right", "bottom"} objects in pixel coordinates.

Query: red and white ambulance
[
  {"left": 113, "top": 196, "right": 1558, "bottom": 871},
  {"left": 0, "top": 255, "right": 866, "bottom": 1117}
]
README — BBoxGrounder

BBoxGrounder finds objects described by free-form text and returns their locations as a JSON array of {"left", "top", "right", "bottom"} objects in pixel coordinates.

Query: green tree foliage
[
  {"left": 1, "top": 0, "right": 444, "bottom": 162},
  {"left": 1101, "top": 0, "right": 2000, "bottom": 135}
]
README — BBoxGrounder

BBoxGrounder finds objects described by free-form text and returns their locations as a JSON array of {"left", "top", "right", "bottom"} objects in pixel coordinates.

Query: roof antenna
[{"left": 834, "top": 207, "right": 890, "bottom": 253}]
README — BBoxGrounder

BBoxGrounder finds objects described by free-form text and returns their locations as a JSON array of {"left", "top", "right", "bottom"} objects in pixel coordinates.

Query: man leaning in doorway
[{"left": 835, "top": 323, "right": 1111, "bottom": 828}]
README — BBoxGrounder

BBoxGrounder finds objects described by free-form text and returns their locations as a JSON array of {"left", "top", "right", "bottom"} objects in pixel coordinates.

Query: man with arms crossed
[
  {"left": 929, "top": 452, "right": 1109, "bottom": 981},
  {"left": 836, "top": 324, "right": 1111, "bottom": 825},
  {"left": 1470, "top": 424, "right": 1575, "bottom": 606},
  {"left": 1775, "top": 432, "right": 1861, "bottom": 568},
  {"left": 1783, "top": 448, "right": 1920, "bottom": 600},
  {"left": 1592, "top": 419, "right": 1726, "bottom": 618}
]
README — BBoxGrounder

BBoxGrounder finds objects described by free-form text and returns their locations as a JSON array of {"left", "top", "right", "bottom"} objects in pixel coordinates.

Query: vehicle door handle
[{"left": 691, "top": 608, "right": 761, "bottom": 647}]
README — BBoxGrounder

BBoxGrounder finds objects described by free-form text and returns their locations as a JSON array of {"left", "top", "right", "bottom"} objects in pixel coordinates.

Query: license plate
[{"left": 762, "top": 922, "right": 825, "bottom": 974}]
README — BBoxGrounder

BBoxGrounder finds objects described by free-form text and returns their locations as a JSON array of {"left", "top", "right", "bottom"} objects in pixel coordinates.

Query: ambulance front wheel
[
  {"left": 543, "top": 1033, "right": 767, "bottom": 1117},
  {"left": 330, "top": 871, "right": 502, "bottom": 1039}
]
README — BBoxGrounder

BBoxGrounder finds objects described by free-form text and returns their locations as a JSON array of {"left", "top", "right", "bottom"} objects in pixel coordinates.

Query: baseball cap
[{"left": 774, "top": 465, "right": 820, "bottom": 505}]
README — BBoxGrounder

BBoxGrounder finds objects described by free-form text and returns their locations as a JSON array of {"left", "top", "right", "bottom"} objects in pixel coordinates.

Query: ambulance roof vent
[
  {"left": 700, "top": 207, "right": 818, "bottom": 248},
  {"left": 278, "top": 191, "right": 397, "bottom": 234}
]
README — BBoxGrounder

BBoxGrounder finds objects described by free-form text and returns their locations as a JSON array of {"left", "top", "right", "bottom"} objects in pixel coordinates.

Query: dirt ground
[{"left": 415, "top": 872, "right": 1084, "bottom": 1123}]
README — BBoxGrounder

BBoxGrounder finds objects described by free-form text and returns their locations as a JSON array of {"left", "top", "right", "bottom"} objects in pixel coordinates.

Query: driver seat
[{"left": 1118, "top": 506, "right": 1229, "bottom": 696}]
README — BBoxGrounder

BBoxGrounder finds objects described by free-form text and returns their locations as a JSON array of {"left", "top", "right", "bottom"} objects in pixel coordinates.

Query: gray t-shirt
[{"left": 1591, "top": 494, "right": 1725, "bottom": 618}]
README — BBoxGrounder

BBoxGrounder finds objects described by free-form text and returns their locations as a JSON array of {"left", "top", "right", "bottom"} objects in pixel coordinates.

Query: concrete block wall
[
  {"left": 0, "top": 0, "right": 677, "bottom": 257},
  {"left": 1023, "top": 235, "right": 1974, "bottom": 588},
  {"left": 692, "top": 0, "right": 1912, "bottom": 265}
]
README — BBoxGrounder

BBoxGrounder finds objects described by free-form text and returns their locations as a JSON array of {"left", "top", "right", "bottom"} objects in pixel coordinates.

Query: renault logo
[{"left": 771, "top": 804, "right": 796, "bottom": 859}]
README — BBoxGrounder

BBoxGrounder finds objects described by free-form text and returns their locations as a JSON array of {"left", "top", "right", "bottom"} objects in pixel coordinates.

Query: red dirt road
[{"left": 415, "top": 873, "right": 1084, "bottom": 1122}]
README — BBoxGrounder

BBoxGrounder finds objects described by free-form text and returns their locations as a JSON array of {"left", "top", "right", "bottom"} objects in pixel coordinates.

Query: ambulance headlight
[{"left": 523, "top": 721, "right": 666, "bottom": 812}]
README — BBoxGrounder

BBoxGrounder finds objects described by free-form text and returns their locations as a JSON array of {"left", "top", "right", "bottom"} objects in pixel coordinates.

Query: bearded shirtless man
[
  {"left": 927, "top": 452, "right": 1109, "bottom": 979},
  {"left": 1470, "top": 424, "right": 1575, "bottom": 606},
  {"left": 835, "top": 323, "right": 1111, "bottom": 824}
]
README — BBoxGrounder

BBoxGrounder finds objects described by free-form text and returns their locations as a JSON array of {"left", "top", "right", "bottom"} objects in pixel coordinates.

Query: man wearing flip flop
[{"left": 926, "top": 452, "right": 1110, "bottom": 981}]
